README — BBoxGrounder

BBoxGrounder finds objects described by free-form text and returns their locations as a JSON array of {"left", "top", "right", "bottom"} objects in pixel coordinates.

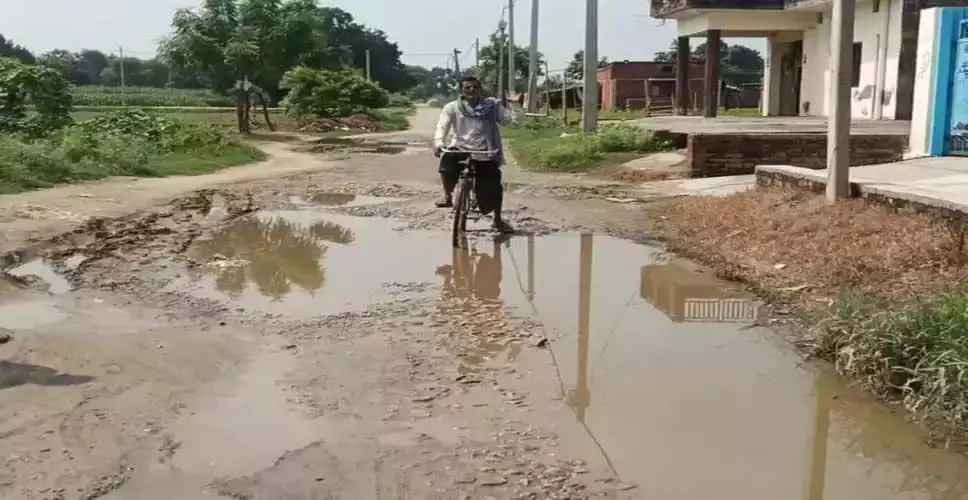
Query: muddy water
[{"left": 169, "top": 210, "right": 968, "bottom": 499}]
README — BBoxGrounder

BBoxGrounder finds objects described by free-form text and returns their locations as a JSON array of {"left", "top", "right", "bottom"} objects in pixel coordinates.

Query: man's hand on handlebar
[{"left": 433, "top": 147, "right": 442, "bottom": 158}]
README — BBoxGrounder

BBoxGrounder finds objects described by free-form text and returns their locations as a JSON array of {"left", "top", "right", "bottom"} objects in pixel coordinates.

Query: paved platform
[
  {"left": 638, "top": 175, "right": 755, "bottom": 199},
  {"left": 756, "top": 157, "right": 968, "bottom": 214},
  {"left": 635, "top": 116, "right": 911, "bottom": 136}
]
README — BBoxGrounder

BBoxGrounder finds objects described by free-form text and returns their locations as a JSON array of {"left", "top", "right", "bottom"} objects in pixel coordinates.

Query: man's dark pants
[{"left": 438, "top": 152, "right": 503, "bottom": 216}]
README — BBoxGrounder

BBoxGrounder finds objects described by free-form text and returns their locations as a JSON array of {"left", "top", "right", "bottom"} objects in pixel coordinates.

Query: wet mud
[{"left": 3, "top": 132, "right": 968, "bottom": 500}]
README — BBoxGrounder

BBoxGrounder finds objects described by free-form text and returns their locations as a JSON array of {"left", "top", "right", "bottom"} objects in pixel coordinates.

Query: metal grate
[
  {"left": 683, "top": 298, "right": 759, "bottom": 322},
  {"left": 948, "top": 134, "right": 968, "bottom": 156}
]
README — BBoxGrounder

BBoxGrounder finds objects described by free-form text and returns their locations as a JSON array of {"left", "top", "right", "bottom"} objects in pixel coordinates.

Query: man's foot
[
  {"left": 435, "top": 196, "right": 453, "bottom": 208},
  {"left": 492, "top": 219, "right": 514, "bottom": 234}
]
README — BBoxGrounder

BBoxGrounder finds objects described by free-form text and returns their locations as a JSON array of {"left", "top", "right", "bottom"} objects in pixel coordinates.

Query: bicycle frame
[{"left": 440, "top": 148, "right": 498, "bottom": 249}]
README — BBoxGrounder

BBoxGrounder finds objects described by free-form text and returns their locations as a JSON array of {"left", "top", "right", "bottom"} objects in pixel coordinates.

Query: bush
[
  {"left": 0, "top": 56, "right": 73, "bottom": 136},
  {"left": 71, "top": 86, "right": 234, "bottom": 107},
  {"left": 387, "top": 93, "right": 414, "bottom": 108},
  {"left": 280, "top": 66, "right": 389, "bottom": 119},
  {"left": 815, "top": 290, "right": 968, "bottom": 434},
  {"left": 0, "top": 109, "right": 261, "bottom": 193},
  {"left": 506, "top": 121, "right": 670, "bottom": 172}
]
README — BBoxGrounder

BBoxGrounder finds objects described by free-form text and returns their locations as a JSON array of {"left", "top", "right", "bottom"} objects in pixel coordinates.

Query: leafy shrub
[
  {"left": 0, "top": 56, "right": 73, "bottom": 136},
  {"left": 72, "top": 109, "right": 237, "bottom": 151},
  {"left": 71, "top": 86, "right": 234, "bottom": 107},
  {"left": 280, "top": 66, "right": 389, "bottom": 119},
  {"left": 387, "top": 93, "right": 413, "bottom": 108},
  {"left": 593, "top": 123, "right": 667, "bottom": 153},
  {"left": 0, "top": 109, "right": 260, "bottom": 193}
]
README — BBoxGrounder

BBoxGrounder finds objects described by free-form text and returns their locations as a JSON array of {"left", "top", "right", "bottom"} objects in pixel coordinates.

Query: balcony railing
[{"left": 651, "top": 0, "right": 785, "bottom": 18}]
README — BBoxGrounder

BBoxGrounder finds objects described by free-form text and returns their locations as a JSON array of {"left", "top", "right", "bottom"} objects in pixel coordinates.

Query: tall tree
[
  {"left": 38, "top": 50, "right": 91, "bottom": 85},
  {"left": 78, "top": 50, "right": 110, "bottom": 84},
  {"left": 159, "top": 2, "right": 410, "bottom": 99},
  {"left": 0, "top": 35, "right": 35, "bottom": 64},
  {"left": 564, "top": 50, "right": 608, "bottom": 82},
  {"left": 469, "top": 30, "right": 542, "bottom": 95},
  {"left": 405, "top": 65, "right": 456, "bottom": 100},
  {"left": 653, "top": 40, "right": 764, "bottom": 86}
]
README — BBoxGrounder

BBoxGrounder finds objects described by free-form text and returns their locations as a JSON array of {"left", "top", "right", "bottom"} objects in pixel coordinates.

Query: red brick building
[{"left": 596, "top": 61, "right": 705, "bottom": 111}]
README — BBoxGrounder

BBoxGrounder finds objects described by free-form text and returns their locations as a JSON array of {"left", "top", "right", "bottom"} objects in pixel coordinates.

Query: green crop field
[{"left": 71, "top": 86, "right": 235, "bottom": 107}]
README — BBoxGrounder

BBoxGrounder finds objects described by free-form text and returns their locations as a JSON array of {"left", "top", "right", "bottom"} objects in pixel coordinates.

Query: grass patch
[
  {"left": 505, "top": 119, "right": 672, "bottom": 172},
  {"left": 646, "top": 188, "right": 968, "bottom": 439},
  {"left": 0, "top": 110, "right": 264, "bottom": 194},
  {"left": 815, "top": 289, "right": 968, "bottom": 435}
]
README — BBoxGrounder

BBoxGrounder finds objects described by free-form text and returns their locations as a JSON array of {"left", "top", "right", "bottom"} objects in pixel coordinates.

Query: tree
[
  {"left": 653, "top": 40, "right": 764, "bottom": 86},
  {"left": 78, "top": 50, "right": 110, "bottom": 84},
  {"left": 468, "top": 29, "right": 542, "bottom": 95},
  {"left": 0, "top": 35, "right": 34, "bottom": 64},
  {"left": 405, "top": 65, "right": 457, "bottom": 100},
  {"left": 564, "top": 50, "right": 607, "bottom": 82},
  {"left": 317, "top": 7, "right": 410, "bottom": 92},
  {"left": 38, "top": 49, "right": 91, "bottom": 85},
  {"left": 159, "top": 2, "right": 410, "bottom": 100}
]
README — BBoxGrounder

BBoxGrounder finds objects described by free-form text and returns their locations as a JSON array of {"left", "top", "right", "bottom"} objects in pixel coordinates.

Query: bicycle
[{"left": 438, "top": 147, "right": 500, "bottom": 248}]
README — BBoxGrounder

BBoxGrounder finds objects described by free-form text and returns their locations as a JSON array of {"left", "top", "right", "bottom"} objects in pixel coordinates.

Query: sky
[{"left": 0, "top": 0, "right": 766, "bottom": 72}]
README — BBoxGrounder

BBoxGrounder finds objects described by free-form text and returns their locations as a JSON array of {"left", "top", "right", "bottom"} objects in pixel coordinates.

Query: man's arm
[
  {"left": 433, "top": 104, "right": 454, "bottom": 150},
  {"left": 496, "top": 102, "right": 514, "bottom": 127}
]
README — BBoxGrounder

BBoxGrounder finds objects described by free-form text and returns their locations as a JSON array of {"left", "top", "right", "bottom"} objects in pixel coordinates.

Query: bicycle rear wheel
[{"left": 452, "top": 177, "right": 472, "bottom": 248}]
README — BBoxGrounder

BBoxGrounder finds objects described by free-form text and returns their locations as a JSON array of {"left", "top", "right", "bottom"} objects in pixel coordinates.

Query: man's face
[{"left": 461, "top": 80, "right": 482, "bottom": 100}]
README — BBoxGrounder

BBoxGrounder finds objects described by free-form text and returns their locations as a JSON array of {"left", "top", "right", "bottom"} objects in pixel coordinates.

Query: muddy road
[{"left": 3, "top": 108, "right": 968, "bottom": 500}]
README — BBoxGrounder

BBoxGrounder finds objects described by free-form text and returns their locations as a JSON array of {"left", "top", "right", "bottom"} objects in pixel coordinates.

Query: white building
[{"left": 650, "top": 0, "right": 930, "bottom": 120}]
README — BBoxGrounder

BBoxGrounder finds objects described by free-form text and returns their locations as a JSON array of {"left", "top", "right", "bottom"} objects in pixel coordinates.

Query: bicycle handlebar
[{"left": 439, "top": 147, "right": 500, "bottom": 154}]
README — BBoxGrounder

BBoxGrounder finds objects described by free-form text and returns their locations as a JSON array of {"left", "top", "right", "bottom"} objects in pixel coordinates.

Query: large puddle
[{"left": 170, "top": 209, "right": 968, "bottom": 498}]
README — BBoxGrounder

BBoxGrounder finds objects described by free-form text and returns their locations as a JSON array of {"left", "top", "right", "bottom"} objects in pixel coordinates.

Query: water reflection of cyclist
[{"left": 435, "top": 240, "right": 503, "bottom": 300}]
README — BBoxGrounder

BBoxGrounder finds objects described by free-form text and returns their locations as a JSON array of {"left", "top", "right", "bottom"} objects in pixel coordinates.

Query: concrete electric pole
[
  {"left": 526, "top": 0, "right": 540, "bottom": 112},
  {"left": 475, "top": 38, "right": 481, "bottom": 67},
  {"left": 453, "top": 48, "right": 462, "bottom": 80},
  {"left": 581, "top": 0, "right": 598, "bottom": 132},
  {"left": 498, "top": 19, "right": 507, "bottom": 103},
  {"left": 826, "top": 0, "right": 856, "bottom": 202},
  {"left": 365, "top": 49, "right": 372, "bottom": 80},
  {"left": 508, "top": 0, "right": 516, "bottom": 96}
]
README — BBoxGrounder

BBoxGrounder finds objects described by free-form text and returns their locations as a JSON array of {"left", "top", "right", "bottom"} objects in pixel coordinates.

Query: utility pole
[
  {"left": 562, "top": 73, "right": 568, "bottom": 124},
  {"left": 581, "top": 0, "right": 599, "bottom": 132},
  {"left": 826, "top": 0, "right": 856, "bottom": 202},
  {"left": 508, "top": 0, "right": 516, "bottom": 97},
  {"left": 118, "top": 46, "right": 126, "bottom": 107},
  {"left": 498, "top": 19, "right": 507, "bottom": 103},
  {"left": 475, "top": 38, "right": 481, "bottom": 67},
  {"left": 526, "top": 0, "right": 540, "bottom": 112},
  {"left": 365, "top": 49, "right": 371, "bottom": 80},
  {"left": 453, "top": 48, "right": 462, "bottom": 80},
  {"left": 544, "top": 62, "right": 551, "bottom": 115}
]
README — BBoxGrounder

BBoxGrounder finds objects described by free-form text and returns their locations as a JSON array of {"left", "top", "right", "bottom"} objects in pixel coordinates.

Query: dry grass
[
  {"left": 648, "top": 187, "right": 968, "bottom": 440},
  {"left": 646, "top": 188, "right": 967, "bottom": 306}
]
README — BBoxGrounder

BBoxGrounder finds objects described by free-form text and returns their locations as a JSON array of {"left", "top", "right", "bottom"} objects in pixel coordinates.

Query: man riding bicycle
[{"left": 433, "top": 75, "right": 514, "bottom": 234}]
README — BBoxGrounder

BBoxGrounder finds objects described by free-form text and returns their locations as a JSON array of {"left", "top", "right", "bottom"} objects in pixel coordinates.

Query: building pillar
[
  {"left": 676, "top": 36, "right": 690, "bottom": 115},
  {"left": 763, "top": 37, "right": 784, "bottom": 116},
  {"left": 704, "top": 29, "right": 721, "bottom": 118}
]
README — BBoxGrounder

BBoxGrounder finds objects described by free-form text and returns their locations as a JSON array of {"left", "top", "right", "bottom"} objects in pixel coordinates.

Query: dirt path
[{"left": 3, "top": 109, "right": 968, "bottom": 500}]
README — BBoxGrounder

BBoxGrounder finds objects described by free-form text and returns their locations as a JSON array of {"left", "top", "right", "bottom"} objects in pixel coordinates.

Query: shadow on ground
[{"left": 0, "top": 360, "right": 95, "bottom": 389}]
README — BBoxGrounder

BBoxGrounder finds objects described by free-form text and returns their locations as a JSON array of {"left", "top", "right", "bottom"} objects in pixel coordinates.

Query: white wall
[
  {"left": 909, "top": 8, "right": 941, "bottom": 156},
  {"left": 798, "top": 0, "right": 903, "bottom": 119}
]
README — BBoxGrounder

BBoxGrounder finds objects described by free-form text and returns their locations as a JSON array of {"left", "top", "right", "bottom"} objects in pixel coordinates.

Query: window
[
  {"left": 661, "top": 65, "right": 673, "bottom": 73},
  {"left": 851, "top": 42, "right": 862, "bottom": 87}
]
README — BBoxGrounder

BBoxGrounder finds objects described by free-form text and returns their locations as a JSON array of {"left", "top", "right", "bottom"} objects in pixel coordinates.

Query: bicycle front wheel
[{"left": 452, "top": 178, "right": 472, "bottom": 248}]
